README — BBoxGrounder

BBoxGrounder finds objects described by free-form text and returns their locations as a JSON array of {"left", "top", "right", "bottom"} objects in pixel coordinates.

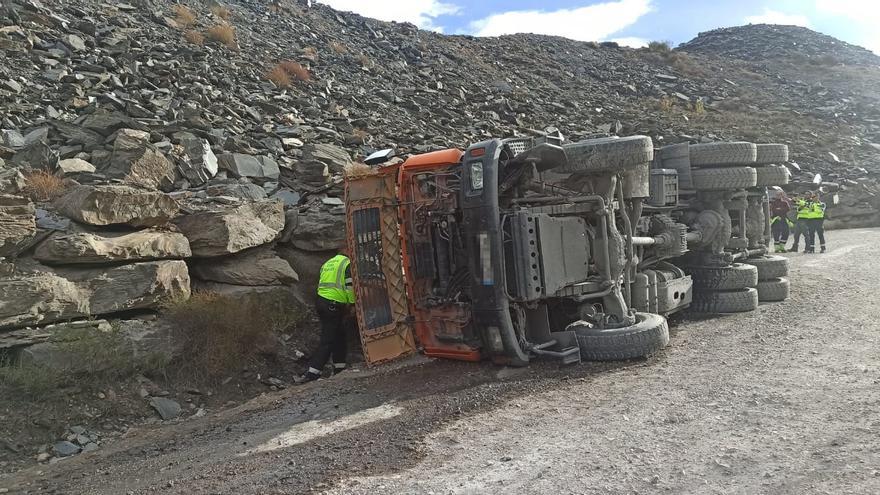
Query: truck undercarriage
[{"left": 345, "top": 135, "right": 792, "bottom": 366}]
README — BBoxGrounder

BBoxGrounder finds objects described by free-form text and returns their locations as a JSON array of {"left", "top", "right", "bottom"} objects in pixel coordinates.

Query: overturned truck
[{"left": 345, "top": 135, "right": 791, "bottom": 366}]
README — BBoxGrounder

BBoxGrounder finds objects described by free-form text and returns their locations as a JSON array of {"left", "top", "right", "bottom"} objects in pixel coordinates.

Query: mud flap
[{"left": 345, "top": 168, "right": 417, "bottom": 365}]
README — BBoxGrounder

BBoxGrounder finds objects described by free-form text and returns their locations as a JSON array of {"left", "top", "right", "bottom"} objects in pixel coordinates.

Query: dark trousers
[
  {"left": 791, "top": 219, "right": 807, "bottom": 248},
  {"left": 308, "top": 296, "right": 348, "bottom": 371},
  {"left": 806, "top": 218, "right": 826, "bottom": 250},
  {"left": 771, "top": 218, "right": 789, "bottom": 243}
]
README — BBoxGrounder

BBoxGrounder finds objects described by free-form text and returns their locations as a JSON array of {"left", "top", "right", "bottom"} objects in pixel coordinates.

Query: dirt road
[{"left": 5, "top": 228, "right": 880, "bottom": 494}]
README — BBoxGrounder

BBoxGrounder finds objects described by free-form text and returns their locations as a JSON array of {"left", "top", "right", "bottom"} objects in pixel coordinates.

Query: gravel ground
[{"left": 5, "top": 228, "right": 879, "bottom": 495}]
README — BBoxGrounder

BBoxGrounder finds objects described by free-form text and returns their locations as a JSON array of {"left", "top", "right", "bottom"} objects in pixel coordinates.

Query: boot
[
  {"left": 820, "top": 245, "right": 826, "bottom": 253},
  {"left": 789, "top": 244, "right": 798, "bottom": 253},
  {"left": 804, "top": 247, "right": 814, "bottom": 254}
]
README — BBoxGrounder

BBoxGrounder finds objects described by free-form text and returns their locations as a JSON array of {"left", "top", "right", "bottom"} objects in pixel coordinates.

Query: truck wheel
[
  {"left": 688, "top": 263, "right": 758, "bottom": 290},
  {"left": 691, "top": 166, "right": 757, "bottom": 190},
  {"left": 755, "top": 144, "right": 789, "bottom": 165},
  {"left": 689, "top": 142, "right": 757, "bottom": 167},
  {"left": 571, "top": 312, "right": 669, "bottom": 361},
  {"left": 560, "top": 136, "right": 654, "bottom": 173},
  {"left": 690, "top": 288, "right": 759, "bottom": 314},
  {"left": 754, "top": 164, "right": 790, "bottom": 187},
  {"left": 756, "top": 277, "right": 790, "bottom": 302},
  {"left": 744, "top": 255, "right": 789, "bottom": 279}
]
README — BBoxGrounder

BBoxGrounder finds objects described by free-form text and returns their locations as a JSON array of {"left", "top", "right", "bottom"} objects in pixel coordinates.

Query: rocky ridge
[{"left": 1, "top": 1, "right": 880, "bottom": 364}]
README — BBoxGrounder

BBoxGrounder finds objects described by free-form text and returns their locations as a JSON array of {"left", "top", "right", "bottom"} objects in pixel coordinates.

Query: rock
[
  {"left": 271, "top": 188, "right": 300, "bottom": 206},
  {"left": 192, "top": 246, "right": 298, "bottom": 286},
  {"left": 55, "top": 184, "right": 179, "bottom": 227},
  {"left": 174, "top": 200, "right": 284, "bottom": 257},
  {"left": 80, "top": 110, "right": 144, "bottom": 137},
  {"left": 1, "top": 79, "right": 21, "bottom": 93},
  {"left": 34, "top": 230, "right": 191, "bottom": 264},
  {"left": 206, "top": 181, "right": 268, "bottom": 201},
  {"left": 149, "top": 397, "right": 181, "bottom": 420},
  {"left": 81, "top": 443, "right": 99, "bottom": 453},
  {"left": 53, "top": 441, "right": 80, "bottom": 457},
  {"left": 293, "top": 160, "right": 329, "bottom": 187},
  {"left": 1, "top": 129, "right": 25, "bottom": 148},
  {"left": 301, "top": 143, "right": 352, "bottom": 174},
  {"left": 284, "top": 209, "right": 346, "bottom": 251},
  {"left": 174, "top": 138, "right": 217, "bottom": 186},
  {"left": 17, "top": 320, "right": 113, "bottom": 367},
  {"left": 62, "top": 34, "right": 86, "bottom": 52},
  {"left": 0, "top": 260, "right": 191, "bottom": 330},
  {"left": 0, "top": 168, "right": 27, "bottom": 195},
  {"left": 106, "top": 129, "right": 175, "bottom": 190},
  {"left": 0, "top": 195, "right": 36, "bottom": 257},
  {"left": 217, "top": 153, "right": 280, "bottom": 181},
  {"left": 10, "top": 140, "right": 58, "bottom": 171},
  {"left": 57, "top": 158, "right": 96, "bottom": 175}
]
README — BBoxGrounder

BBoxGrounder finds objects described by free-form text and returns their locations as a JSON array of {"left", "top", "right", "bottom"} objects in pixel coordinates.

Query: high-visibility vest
[
  {"left": 802, "top": 201, "right": 826, "bottom": 219},
  {"left": 796, "top": 199, "right": 811, "bottom": 219},
  {"left": 317, "top": 255, "right": 355, "bottom": 304}
]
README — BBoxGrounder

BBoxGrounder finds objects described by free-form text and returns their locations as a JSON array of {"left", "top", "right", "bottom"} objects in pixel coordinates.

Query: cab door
[{"left": 345, "top": 165, "right": 417, "bottom": 365}]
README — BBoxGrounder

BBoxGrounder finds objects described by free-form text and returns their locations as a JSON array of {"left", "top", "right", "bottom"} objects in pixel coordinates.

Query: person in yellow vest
[
  {"left": 804, "top": 192, "right": 827, "bottom": 253},
  {"left": 298, "top": 251, "right": 355, "bottom": 383},
  {"left": 789, "top": 194, "right": 812, "bottom": 253}
]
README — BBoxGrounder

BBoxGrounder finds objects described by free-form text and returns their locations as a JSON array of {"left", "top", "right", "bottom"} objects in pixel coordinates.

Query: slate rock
[
  {"left": 53, "top": 441, "right": 81, "bottom": 457},
  {"left": 174, "top": 200, "right": 285, "bottom": 257},
  {"left": 34, "top": 230, "right": 192, "bottom": 264},
  {"left": 11, "top": 140, "right": 59, "bottom": 170},
  {"left": 301, "top": 143, "right": 352, "bottom": 174},
  {"left": 149, "top": 397, "right": 181, "bottom": 420},
  {"left": 174, "top": 138, "right": 218, "bottom": 186},
  {"left": 217, "top": 153, "right": 280, "bottom": 181},
  {"left": 284, "top": 209, "right": 346, "bottom": 251},
  {"left": 57, "top": 158, "right": 96, "bottom": 175},
  {"left": 0, "top": 195, "right": 36, "bottom": 257},
  {"left": 191, "top": 246, "right": 298, "bottom": 286},
  {"left": 55, "top": 184, "right": 179, "bottom": 227}
]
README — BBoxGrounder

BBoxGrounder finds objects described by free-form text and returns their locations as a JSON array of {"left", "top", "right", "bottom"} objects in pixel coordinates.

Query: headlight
[{"left": 470, "top": 162, "right": 483, "bottom": 190}]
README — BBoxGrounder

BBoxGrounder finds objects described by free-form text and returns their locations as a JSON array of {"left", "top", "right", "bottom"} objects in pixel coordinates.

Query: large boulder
[
  {"left": 191, "top": 246, "right": 298, "bottom": 286},
  {"left": 57, "top": 158, "right": 96, "bottom": 175},
  {"left": 55, "top": 184, "right": 179, "bottom": 227},
  {"left": 302, "top": 143, "right": 352, "bottom": 174},
  {"left": 206, "top": 180, "right": 268, "bottom": 201},
  {"left": 0, "top": 168, "right": 27, "bottom": 195},
  {"left": 174, "top": 138, "right": 218, "bottom": 186},
  {"left": 174, "top": 200, "right": 284, "bottom": 257},
  {"left": 0, "top": 260, "right": 191, "bottom": 330},
  {"left": 282, "top": 208, "right": 346, "bottom": 251},
  {"left": 10, "top": 140, "right": 58, "bottom": 171},
  {"left": 0, "top": 195, "right": 36, "bottom": 257},
  {"left": 105, "top": 129, "right": 175, "bottom": 190},
  {"left": 34, "top": 230, "right": 191, "bottom": 264},
  {"left": 217, "top": 153, "right": 280, "bottom": 181}
]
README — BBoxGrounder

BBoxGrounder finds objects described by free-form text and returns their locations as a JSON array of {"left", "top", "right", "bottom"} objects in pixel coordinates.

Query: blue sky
[{"left": 318, "top": 0, "right": 880, "bottom": 54}]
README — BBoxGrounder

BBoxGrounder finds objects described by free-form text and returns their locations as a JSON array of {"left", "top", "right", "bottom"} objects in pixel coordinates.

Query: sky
[{"left": 317, "top": 0, "right": 880, "bottom": 55}]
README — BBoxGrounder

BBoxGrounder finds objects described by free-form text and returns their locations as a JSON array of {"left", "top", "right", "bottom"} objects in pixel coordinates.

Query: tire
[
  {"left": 660, "top": 143, "right": 689, "bottom": 159},
  {"left": 754, "top": 164, "right": 789, "bottom": 187},
  {"left": 560, "top": 136, "right": 654, "bottom": 173},
  {"left": 755, "top": 144, "right": 789, "bottom": 165},
  {"left": 743, "top": 255, "right": 788, "bottom": 279},
  {"left": 689, "top": 142, "right": 757, "bottom": 167},
  {"left": 572, "top": 312, "right": 669, "bottom": 361},
  {"left": 688, "top": 263, "right": 758, "bottom": 290},
  {"left": 690, "top": 288, "right": 759, "bottom": 314},
  {"left": 691, "top": 166, "right": 757, "bottom": 190},
  {"left": 757, "top": 277, "right": 789, "bottom": 302}
]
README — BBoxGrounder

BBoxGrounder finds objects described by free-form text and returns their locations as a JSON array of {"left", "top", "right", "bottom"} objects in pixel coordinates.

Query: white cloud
[
  {"left": 815, "top": 0, "right": 880, "bottom": 54},
  {"left": 317, "top": 0, "right": 459, "bottom": 31},
  {"left": 610, "top": 37, "right": 649, "bottom": 48},
  {"left": 744, "top": 8, "right": 811, "bottom": 27},
  {"left": 466, "top": 0, "right": 654, "bottom": 43}
]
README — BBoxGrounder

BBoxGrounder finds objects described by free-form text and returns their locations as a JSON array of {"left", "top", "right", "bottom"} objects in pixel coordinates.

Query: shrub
[
  {"left": 280, "top": 60, "right": 311, "bottom": 82},
  {"left": 658, "top": 96, "right": 674, "bottom": 112},
  {"left": 210, "top": 4, "right": 231, "bottom": 20},
  {"left": 173, "top": 4, "right": 197, "bottom": 27},
  {"left": 647, "top": 40, "right": 672, "bottom": 53},
  {"left": 0, "top": 356, "right": 64, "bottom": 401},
  {"left": 205, "top": 24, "right": 236, "bottom": 48},
  {"left": 184, "top": 30, "right": 204, "bottom": 46},
  {"left": 163, "top": 292, "right": 301, "bottom": 381},
  {"left": 302, "top": 46, "right": 318, "bottom": 60},
  {"left": 23, "top": 169, "right": 66, "bottom": 202},
  {"left": 345, "top": 162, "right": 377, "bottom": 178},
  {"left": 693, "top": 99, "right": 706, "bottom": 115},
  {"left": 267, "top": 65, "right": 291, "bottom": 87},
  {"left": 357, "top": 53, "right": 372, "bottom": 68},
  {"left": 329, "top": 41, "right": 347, "bottom": 54}
]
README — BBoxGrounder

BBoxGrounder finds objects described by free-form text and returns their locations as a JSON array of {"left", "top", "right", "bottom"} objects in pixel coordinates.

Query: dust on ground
[{"left": 4, "top": 228, "right": 879, "bottom": 494}]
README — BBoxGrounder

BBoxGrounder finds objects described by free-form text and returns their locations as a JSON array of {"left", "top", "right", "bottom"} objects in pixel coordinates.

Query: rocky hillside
[{"left": 1, "top": 2, "right": 880, "bottom": 362}]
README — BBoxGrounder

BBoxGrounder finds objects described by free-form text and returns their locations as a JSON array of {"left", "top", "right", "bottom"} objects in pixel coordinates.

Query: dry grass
[
  {"left": 184, "top": 30, "right": 204, "bottom": 46},
  {"left": 163, "top": 292, "right": 300, "bottom": 381},
  {"left": 210, "top": 4, "right": 231, "bottom": 20},
  {"left": 344, "top": 162, "right": 377, "bottom": 178},
  {"left": 279, "top": 60, "right": 311, "bottom": 82},
  {"left": 24, "top": 169, "right": 67, "bottom": 202},
  {"left": 693, "top": 99, "right": 706, "bottom": 115},
  {"left": 357, "top": 53, "right": 372, "bottom": 68},
  {"left": 647, "top": 40, "right": 672, "bottom": 53},
  {"left": 302, "top": 46, "right": 318, "bottom": 60},
  {"left": 657, "top": 96, "right": 674, "bottom": 112},
  {"left": 329, "top": 41, "right": 347, "bottom": 54},
  {"left": 205, "top": 24, "right": 236, "bottom": 48},
  {"left": 267, "top": 65, "right": 291, "bottom": 87},
  {"left": 173, "top": 4, "right": 197, "bottom": 28}
]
